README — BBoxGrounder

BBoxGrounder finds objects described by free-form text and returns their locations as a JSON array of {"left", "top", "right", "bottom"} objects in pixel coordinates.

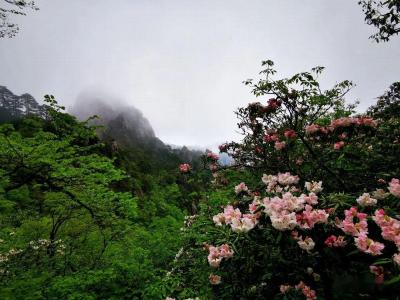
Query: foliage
[
  {"left": 359, "top": 0, "right": 400, "bottom": 42},
  {"left": 0, "top": 97, "right": 191, "bottom": 299}
]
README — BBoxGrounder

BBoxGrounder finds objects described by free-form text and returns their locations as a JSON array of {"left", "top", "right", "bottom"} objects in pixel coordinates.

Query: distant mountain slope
[
  {"left": 70, "top": 94, "right": 203, "bottom": 171},
  {"left": 0, "top": 86, "right": 45, "bottom": 122},
  {"left": 71, "top": 96, "right": 158, "bottom": 148},
  {"left": 0, "top": 86, "right": 203, "bottom": 172}
]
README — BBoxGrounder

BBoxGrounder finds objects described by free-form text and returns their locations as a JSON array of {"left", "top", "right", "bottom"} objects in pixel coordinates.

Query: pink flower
[
  {"left": 297, "top": 205, "right": 329, "bottom": 229},
  {"left": 263, "top": 134, "right": 273, "bottom": 142},
  {"left": 255, "top": 146, "right": 263, "bottom": 153},
  {"left": 218, "top": 244, "right": 233, "bottom": 259},
  {"left": 324, "top": 235, "right": 347, "bottom": 247},
  {"left": 299, "top": 193, "right": 319, "bottom": 205},
  {"left": 295, "top": 281, "right": 317, "bottom": 300},
  {"left": 331, "top": 117, "right": 355, "bottom": 128},
  {"left": 209, "top": 163, "right": 218, "bottom": 172},
  {"left": 267, "top": 98, "right": 281, "bottom": 110},
  {"left": 209, "top": 274, "right": 221, "bottom": 285},
  {"left": 389, "top": 178, "right": 400, "bottom": 198},
  {"left": 274, "top": 141, "right": 286, "bottom": 150},
  {"left": 218, "top": 144, "right": 228, "bottom": 152},
  {"left": 222, "top": 205, "right": 242, "bottom": 224},
  {"left": 207, "top": 246, "right": 223, "bottom": 267},
  {"left": 372, "top": 209, "right": 400, "bottom": 248},
  {"left": 284, "top": 129, "right": 297, "bottom": 139},
  {"left": 277, "top": 172, "right": 299, "bottom": 186},
  {"left": 234, "top": 182, "right": 249, "bottom": 194},
  {"left": 230, "top": 216, "right": 257, "bottom": 233},
  {"left": 305, "top": 124, "right": 320, "bottom": 135},
  {"left": 370, "top": 265, "right": 384, "bottom": 284},
  {"left": 207, "top": 152, "right": 219, "bottom": 161},
  {"left": 280, "top": 284, "right": 292, "bottom": 294},
  {"left": 207, "top": 244, "right": 234, "bottom": 267},
  {"left": 334, "top": 141, "right": 344, "bottom": 150},
  {"left": 249, "top": 201, "right": 259, "bottom": 213},
  {"left": 179, "top": 163, "right": 191, "bottom": 173},
  {"left": 358, "top": 117, "right": 378, "bottom": 128},
  {"left": 354, "top": 234, "right": 385, "bottom": 256},
  {"left": 270, "top": 133, "right": 280, "bottom": 142},
  {"left": 339, "top": 207, "right": 369, "bottom": 236}
]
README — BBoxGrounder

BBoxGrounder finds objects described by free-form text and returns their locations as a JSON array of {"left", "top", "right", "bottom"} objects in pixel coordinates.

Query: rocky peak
[{"left": 0, "top": 86, "right": 45, "bottom": 122}]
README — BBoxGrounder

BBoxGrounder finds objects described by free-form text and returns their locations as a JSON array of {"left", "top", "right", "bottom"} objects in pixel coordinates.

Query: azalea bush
[{"left": 165, "top": 63, "right": 400, "bottom": 299}]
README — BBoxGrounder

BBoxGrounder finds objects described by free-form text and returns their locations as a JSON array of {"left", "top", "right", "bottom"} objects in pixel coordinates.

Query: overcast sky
[{"left": 0, "top": 0, "right": 399, "bottom": 148}]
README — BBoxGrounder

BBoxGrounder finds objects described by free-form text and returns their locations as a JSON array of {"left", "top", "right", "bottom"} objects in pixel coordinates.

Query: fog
[{"left": 0, "top": 0, "right": 399, "bottom": 149}]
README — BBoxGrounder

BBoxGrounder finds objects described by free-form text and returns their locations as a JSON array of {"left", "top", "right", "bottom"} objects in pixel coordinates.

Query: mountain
[
  {"left": 71, "top": 96, "right": 159, "bottom": 148},
  {"left": 0, "top": 86, "right": 203, "bottom": 172},
  {"left": 0, "top": 86, "right": 46, "bottom": 122},
  {"left": 70, "top": 94, "right": 203, "bottom": 171}
]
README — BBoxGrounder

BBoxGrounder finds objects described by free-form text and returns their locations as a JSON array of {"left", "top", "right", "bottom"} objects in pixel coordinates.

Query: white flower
[
  {"left": 297, "top": 237, "right": 315, "bottom": 252},
  {"left": 270, "top": 212, "right": 297, "bottom": 231},
  {"left": 372, "top": 189, "right": 389, "bottom": 200},
  {"left": 305, "top": 181, "right": 323, "bottom": 194},
  {"left": 212, "top": 213, "right": 225, "bottom": 226},
  {"left": 230, "top": 217, "right": 256, "bottom": 233},
  {"left": 356, "top": 193, "right": 377, "bottom": 207}
]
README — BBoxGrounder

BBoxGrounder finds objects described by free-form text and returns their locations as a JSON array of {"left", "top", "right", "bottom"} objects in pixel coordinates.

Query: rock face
[
  {"left": 0, "top": 86, "right": 45, "bottom": 122},
  {"left": 71, "top": 94, "right": 203, "bottom": 166},
  {"left": 70, "top": 96, "right": 159, "bottom": 148}
]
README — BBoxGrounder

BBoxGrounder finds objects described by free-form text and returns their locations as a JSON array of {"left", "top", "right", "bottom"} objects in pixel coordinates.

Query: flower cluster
[
  {"left": 334, "top": 141, "right": 345, "bottom": 150},
  {"left": 338, "top": 207, "right": 385, "bottom": 255},
  {"left": 389, "top": 178, "right": 400, "bottom": 198},
  {"left": 218, "top": 143, "right": 228, "bottom": 152},
  {"left": 338, "top": 207, "right": 368, "bottom": 236},
  {"left": 207, "top": 152, "right": 219, "bottom": 161},
  {"left": 207, "top": 244, "right": 233, "bottom": 268},
  {"left": 330, "top": 117, "right": 377, "bottom": 128},
  {"left": 263, "top": 131, "right": 287, "bottom": 151},
  {"left": 354, "top": 235, "right": 385, "bottom": 256},
  {"left": 294, "top": 234, "right": 316, "bottom": 252},
  {"left": 209, "top": 274, "right": 221, "bottom": 285},
  {"left": 284, "top": 129, "right": 297, "bottom": 139},
  {"left": 324, "top": 235, "right": 347, "bottom": 248},
  {"left": 179, "top": 163, "right": 191, "bottom": 173},
  {"left": 0, "top": 248, "right": 23, "bottom": 263},
  {"left": 262, "top": 174, "right": 328, "bottom": 232},
  {"left": 370, "top": 265, "right": 385, "bottom": 284},
  {"left": 305, "top": 181, "right": 323, "bottom": 194},
  {"left": 305, "top": 117, "right": 377, "bottom": 136},
  {"left": 280, "top": 281, "right": 317, "bottom": 300},
  {"left": 356, "top": 193, "right": 377, "bottom": 207},
  {"left": 373, "top": 209, "right": 400, "bottom": 249},
  {"left": 234, "top": 182, "right": 249, "bottom": 194},
  {"left": 296, "top": 204, "right": 329, "bottom": 229},
  {"left": 213, "top": 204, "right": 259, "bottom": 233},
  {"left": 262, "top": 172, "right": 299, "bottom": 193}
]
